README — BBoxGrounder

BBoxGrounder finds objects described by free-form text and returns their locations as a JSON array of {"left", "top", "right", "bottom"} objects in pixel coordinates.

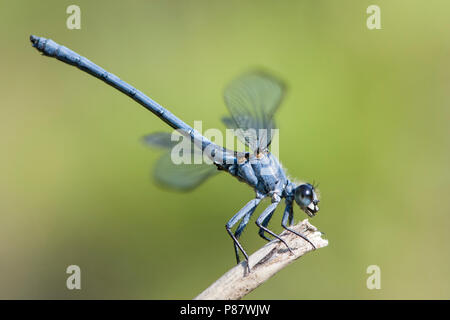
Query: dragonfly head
[{"left": 294, "top": 183, "right": 319, "bottom": 217}]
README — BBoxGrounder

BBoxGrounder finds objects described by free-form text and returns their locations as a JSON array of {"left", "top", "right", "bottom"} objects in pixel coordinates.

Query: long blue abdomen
[
  {"left": 30, "top": 35, "right": 232, "bottom": 162},
  {"left": 30, "top": 36, "right": 190, "bottom": 131}
]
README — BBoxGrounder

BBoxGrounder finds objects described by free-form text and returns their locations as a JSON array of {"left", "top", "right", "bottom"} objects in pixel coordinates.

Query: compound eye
[
  {"left": 298, "top": 184, "right": 312, "bottom": 198},
  {"left": 295, "top": 184, "right": 314, "bottom": 206},
  {"left": 302, "top": 188, "right": 312, "bottom": 198}
]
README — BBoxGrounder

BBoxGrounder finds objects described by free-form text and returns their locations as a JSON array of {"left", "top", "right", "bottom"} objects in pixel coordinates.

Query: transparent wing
[
  {"left": 143, "top": 132, "right": 181, "bottom": 149},
  {"left": 223, "top": 71, "right": 285, "bottom": 151},
  {"left": 153, "top": 152, "right": 218, "bottom": 191},
  {"left": 222, "top": 116, "right": 257, "bottom": 151},
  {"left": 221, "top": 117, "right": 237, "bottom": 130},
  {"left": 143, "top": 132, "right": 218, "bottom": 190}
]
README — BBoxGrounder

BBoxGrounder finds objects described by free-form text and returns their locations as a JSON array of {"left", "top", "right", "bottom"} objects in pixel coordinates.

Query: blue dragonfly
[{"left": 30, "top": 35, "right": 320, "bottom": 271}]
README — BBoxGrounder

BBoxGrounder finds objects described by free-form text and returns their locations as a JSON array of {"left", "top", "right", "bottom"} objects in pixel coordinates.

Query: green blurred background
[{"left": 0, "top": 0, "right": 449, "bottom": 299}]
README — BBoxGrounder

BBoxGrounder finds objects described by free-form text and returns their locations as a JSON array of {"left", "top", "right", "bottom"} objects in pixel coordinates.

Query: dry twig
[{"left": 194, "top": 219, "right": 328, "bottom": 300}]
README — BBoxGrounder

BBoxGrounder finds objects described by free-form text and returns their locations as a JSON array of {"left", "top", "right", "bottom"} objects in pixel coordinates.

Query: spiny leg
[
  {"left": 281, "top": 200, "right": 316, "bottom": 250},
  {"left": 258, "top": 211, "right": 274, "bottom": 242},
  {"left": 226, "top": 198, "right": 262, "bottom": 270},
  {"left": 288, "top": 204, "right": 294, "bottom": 226},
  {"left": 233, "top": 209, "right": 255, "bottom": 264},
  {"left": 255, "top": 201, "right": 293, "bottom": 253}
]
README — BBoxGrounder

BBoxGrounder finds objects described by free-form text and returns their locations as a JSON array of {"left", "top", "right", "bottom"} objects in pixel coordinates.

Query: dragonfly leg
[
  {"left": 255, "top": 201, "right": 294, "bottom": 253},
  {"left": 281, "top": 201, "right": 316, "bottom": 250},
  {"left": 226, "top": 198, "right": 262, "bottom": 271},
  {"left": 288, "top": 205, "right": 294, "bottom": 226},
  {"left": 258, "top": 211, "right": 274, "bottom": 242},
  {"left": 233, "top": 211, "right": 253, "bottom": 264},
  {"left": 284, "top": 199, "right": 295, "bottom": 226}
]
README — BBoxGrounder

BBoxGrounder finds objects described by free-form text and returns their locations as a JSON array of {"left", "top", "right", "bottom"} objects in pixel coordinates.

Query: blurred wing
[
  {"left": 222, "top": 116, "right": 257, "bottom": 150},
  {"left": 142, "top": 132, "right": 180, "bottom": 149},
  {"left": 153, "top": 152, "right": 218, "bottom": 191},
  {"left": 221, "top": 117, "right": 237, "bottom": 130},
  {"left": 223, "top": 71, "right": 285, "bottom": 151},
  {"left": 143, "top": 132, "right": 218, "bottom": 190}
]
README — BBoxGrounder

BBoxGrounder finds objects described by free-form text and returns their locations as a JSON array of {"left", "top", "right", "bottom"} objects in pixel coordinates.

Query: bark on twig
[{"left": 194, "top": 219, "right": 328, "bottom": 300}]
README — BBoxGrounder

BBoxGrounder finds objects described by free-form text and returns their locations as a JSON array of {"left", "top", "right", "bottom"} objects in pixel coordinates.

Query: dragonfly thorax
[{"left": 227, "top": 152, "right": 288, "bottom": 197}]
